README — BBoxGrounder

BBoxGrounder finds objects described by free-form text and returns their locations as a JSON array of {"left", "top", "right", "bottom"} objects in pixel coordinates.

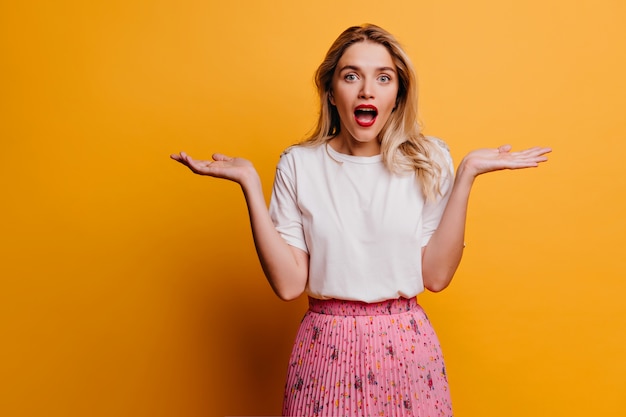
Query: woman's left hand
[{"left": 459, "top": 145, "right": 551, "bottom": 178}]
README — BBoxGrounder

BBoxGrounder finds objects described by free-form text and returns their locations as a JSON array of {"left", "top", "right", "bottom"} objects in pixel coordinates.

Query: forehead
[{"left": 337, "top": 41, "right": 396, "bottom": 70}]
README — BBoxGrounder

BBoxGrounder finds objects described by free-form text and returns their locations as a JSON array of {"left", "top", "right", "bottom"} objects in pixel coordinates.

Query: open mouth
[{"left": 354, "top": 105, "right": 378, "bottom": 127}]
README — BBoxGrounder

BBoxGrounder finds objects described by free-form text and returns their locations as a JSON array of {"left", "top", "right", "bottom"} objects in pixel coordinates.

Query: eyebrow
[{"left": 338, "top": 65, "right": 397, "bottom": 73}]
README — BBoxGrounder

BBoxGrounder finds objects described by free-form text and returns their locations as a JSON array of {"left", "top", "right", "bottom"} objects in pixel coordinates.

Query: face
[{"left": 329, "top": 41, "right": 399, "bottom": 156}]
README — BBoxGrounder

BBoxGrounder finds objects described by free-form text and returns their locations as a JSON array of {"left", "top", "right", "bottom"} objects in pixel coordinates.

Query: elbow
[
  {"left": 273, "top": 280, "right": 306, "bottom": 302},
  {"left": 422, "top": 258, "right": 460, "bottom": 293},
  {"left": 262, "top": 263, "right": 307, "bottom": 301},
  {"left": 276, "top": 288, "right": 304, "bottom": 302},
  {"left": 424, "top": 279, "right": 450, "bottom": 293},
  {"left": 422, "top": 270, "right": 455, "bottom": 293}
]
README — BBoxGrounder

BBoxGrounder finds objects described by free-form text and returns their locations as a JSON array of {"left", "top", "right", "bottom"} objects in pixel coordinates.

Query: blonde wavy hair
[{"left": 300, "top": 24, "right": 447, "bottom": 200}]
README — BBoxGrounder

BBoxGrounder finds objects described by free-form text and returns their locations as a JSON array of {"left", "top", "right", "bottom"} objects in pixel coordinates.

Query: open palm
[
  {"left": 462, "top": 145, "right": 551, "bottom": 177},
  {"left": 170, "top": 152, "right": 254, "bottom": 184}
]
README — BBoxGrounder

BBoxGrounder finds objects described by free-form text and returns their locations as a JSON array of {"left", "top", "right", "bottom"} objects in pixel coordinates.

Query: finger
[
  {"left": 523, "top": 146, "right": 551, "bottom": 154},
  {"left": 535, "top": 147, "right": 552, "bottom": 156},
  {"left": 511, "top": 146, "right": 540, "bottom": 155},
  {"left": 174, "top": 152, "right": 204, "bottom": 172},
  {"left": 510, "top": 154, "right": 549, "bottom": 164},
  {"left": 212, "top": 153, "right": 233, "bottom": 162},
  {"left": 509, "top": 154, "right": 551, "bottom": 167},
  {"left": 499, "top": 161, "right": 540, "bottom": 170},
  {"left": 181, "top": 153, "right": 208, "bottom": 168},
  {"left": 186, "top": 157, "right": 210, "bottom": 173},
  {"left": 510, "top": 147, "right": 552, "bottom": 158},
  {"left": 171, "top": 152, "right": 194, "bottom": 166},
  {"left": 497, "top": 144, "right": 512, "bottom": 153}
]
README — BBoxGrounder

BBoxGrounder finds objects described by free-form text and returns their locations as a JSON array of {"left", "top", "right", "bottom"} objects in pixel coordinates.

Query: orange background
[{"left": 2, "top": 1, "right": 625, "bottom": 416}]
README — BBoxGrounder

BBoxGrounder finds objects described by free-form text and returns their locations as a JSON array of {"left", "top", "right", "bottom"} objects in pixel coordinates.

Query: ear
[{"left": 329, "top": 90, "right": 335, "bottom": 106}]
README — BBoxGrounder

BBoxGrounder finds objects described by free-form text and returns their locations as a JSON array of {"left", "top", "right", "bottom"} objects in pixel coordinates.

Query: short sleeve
[
  {"left": 421, "top": 140, "right": 455, "bottom": 247},
  {"left": 268, "top": 153, "right": 309, "bottom": 253}
]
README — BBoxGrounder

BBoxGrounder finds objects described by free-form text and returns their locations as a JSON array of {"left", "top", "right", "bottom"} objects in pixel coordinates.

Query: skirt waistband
[{"left": 308, "top": 296, "right": 419, "bottom": 316}]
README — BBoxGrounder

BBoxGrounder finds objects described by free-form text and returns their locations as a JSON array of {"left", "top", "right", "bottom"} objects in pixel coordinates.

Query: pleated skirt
[{"left": 283, "top": 297, "right": 452, "bottom": 417}]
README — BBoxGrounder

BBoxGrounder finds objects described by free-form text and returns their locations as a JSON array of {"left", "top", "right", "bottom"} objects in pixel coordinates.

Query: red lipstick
[{"left": 354, "top": 104, "right": 378, "bottom": 127}]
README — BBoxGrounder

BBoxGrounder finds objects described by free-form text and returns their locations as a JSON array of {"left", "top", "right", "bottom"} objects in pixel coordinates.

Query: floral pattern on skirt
[{"left": 283, "top": 297, "right": 452, "bottom": 417}]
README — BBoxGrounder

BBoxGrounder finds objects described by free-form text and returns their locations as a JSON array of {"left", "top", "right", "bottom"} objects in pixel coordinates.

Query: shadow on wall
[{"left": 176, "top": 254, "right": 307, "bottom": 416}]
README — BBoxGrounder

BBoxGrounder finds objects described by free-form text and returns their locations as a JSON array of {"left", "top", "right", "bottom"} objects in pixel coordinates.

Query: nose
[{"left": 359, "top": 79, "right": 375, "bottom": 99}]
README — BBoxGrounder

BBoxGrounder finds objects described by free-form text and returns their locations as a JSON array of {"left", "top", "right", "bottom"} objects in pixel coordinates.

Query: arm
[
  {"left": 171, "top": 152, "right": 309, "bottom": 301},
  {"left": 421, "top": 145, "right": 551, "bottom": 292}
]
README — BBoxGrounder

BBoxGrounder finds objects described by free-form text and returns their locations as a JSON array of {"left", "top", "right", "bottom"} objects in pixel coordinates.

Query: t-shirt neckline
[{"left": 325, "top": 142, "right": 383, "bottom": 164}]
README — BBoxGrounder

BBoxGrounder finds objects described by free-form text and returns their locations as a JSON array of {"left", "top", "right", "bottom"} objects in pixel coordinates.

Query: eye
[
  {"left": 344, "top": 73, "right": 358, "bottom": 82},
  {"left": 378, "top": 74, "right": 391, "bottom": 83}
]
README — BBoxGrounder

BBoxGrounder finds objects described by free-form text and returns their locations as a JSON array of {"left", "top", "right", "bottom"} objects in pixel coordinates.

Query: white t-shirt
[{"left": 268, "top": 139, "right": 454, "bottom": 303}]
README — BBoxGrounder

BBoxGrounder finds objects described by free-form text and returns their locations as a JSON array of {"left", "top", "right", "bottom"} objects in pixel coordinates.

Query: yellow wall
[{"left": 2, "top": 1, "right": 625, "bottom": 416}]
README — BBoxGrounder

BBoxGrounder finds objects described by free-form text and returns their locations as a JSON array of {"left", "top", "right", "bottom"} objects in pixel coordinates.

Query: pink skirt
[{"left": 283, "top": 297, "right": 452, "bottom": 417}]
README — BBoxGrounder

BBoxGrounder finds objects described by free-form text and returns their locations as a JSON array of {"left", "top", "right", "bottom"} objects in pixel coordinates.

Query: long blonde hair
[{"left": 301, "top": 24, "right": 447, "bottom": 200}]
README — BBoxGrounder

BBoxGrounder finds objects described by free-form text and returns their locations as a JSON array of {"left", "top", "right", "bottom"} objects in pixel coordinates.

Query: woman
[{"left": 171, "top": 24, "right": 550, "bottom": 416}]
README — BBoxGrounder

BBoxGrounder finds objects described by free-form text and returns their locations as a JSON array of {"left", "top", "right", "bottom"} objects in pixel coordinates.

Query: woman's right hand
[
  {"left": 170, "top": 152, "right": 257, "bottom": 185},
  {"left": 171, "top": 151, "right": 308, "bottom": 300}
]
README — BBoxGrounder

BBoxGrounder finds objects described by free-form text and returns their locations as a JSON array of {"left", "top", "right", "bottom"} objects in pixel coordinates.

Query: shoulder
[
  {"left": 426, "top": 135, "right": 450, "bottom": 153},
  {"left": 424, "top": 135, "right": 451, "bottom": 160},
  {"left": 425, "top": 136, "right": 454, "bottom": 181},
  {"left": 281, "top": 142, "right": 325, "bottom": 157},
  {"left": 277, "top": 143, "right": 325, "bottom": 169}
]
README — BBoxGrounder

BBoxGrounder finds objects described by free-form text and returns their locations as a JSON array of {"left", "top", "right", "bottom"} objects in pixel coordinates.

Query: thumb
[{"left": 497, "top": 144, "right": 512, "bottom": 153}]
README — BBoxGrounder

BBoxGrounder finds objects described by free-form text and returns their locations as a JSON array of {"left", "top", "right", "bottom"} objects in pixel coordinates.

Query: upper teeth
[{"left": 358, "top": 108, "right": 375, "bottom": 112}]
